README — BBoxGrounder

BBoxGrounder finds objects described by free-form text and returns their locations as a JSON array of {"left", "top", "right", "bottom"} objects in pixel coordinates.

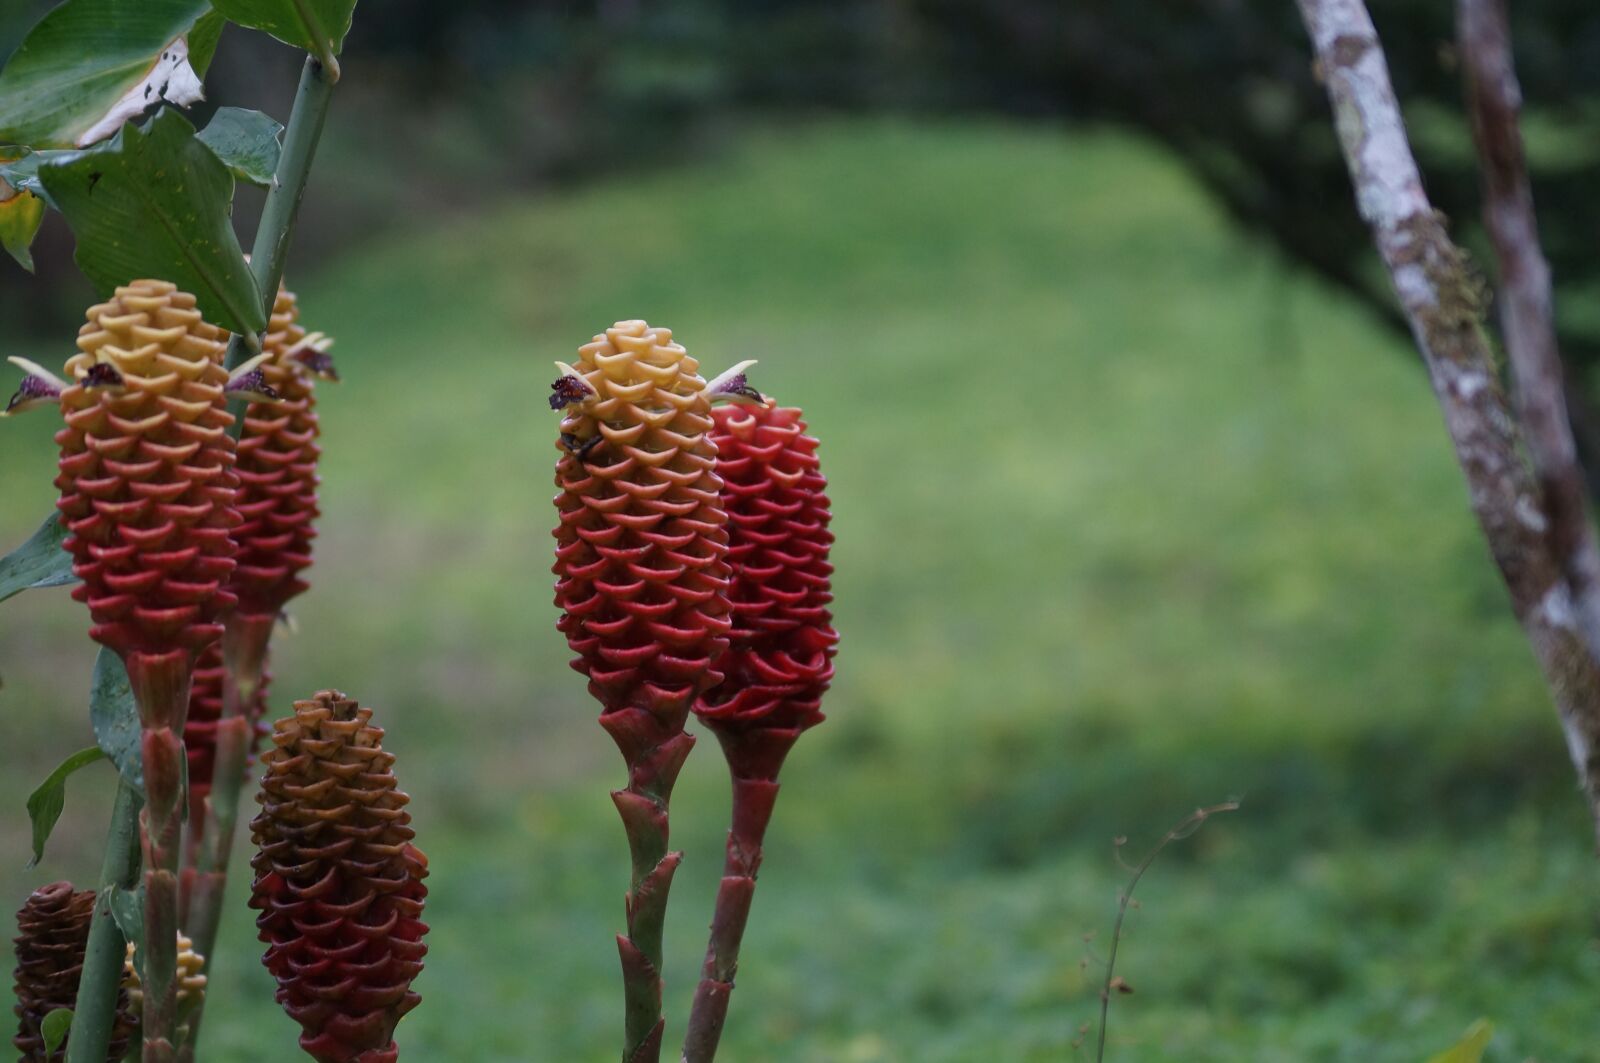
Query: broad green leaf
[
  {"left": 0, "top": 180, "right": 44, "bottom": 270},
  {"left": 0, "top": 512, "right": 76, "bottom": 605},
  {"left": 188, "top": 10, "right": 228, "bottom": 79},
  {"left": 197, "top": 107, "right": 282, "bottom": 186},
  {"left": 1426, "top": 1020, "right": 1494, "bottom": 1063},
  {"left": 41, "top": 1008, "right": 72, "bottom": 1056},
  {"left": 39, "top": 108, "right": 265, "bottom": 336},
  {"left": 211, "top": 0, "right": 357, "bottom": 59},
  {"left": 109, "top": 884, "right": 145, "bottom": 960},
  {"left": 25, "top": 746, "right": 107, "bottom": 868},
  {"left": 0, "top": 0, "right": 212, "bottom": 149},
  {"left": 91, "top": 649, "right": 144, "bottom": 791}
]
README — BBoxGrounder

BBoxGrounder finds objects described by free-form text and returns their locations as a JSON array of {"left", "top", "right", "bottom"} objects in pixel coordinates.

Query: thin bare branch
[
  {"left": 1296, "top": 0, "right": 1600, "bottom": 846},
  {"left": 1094, "top": 802, "right": 1239, "bottom": 1062},
  {"left": 1457, "top": 0, "right": 1600, "bottom": 659}
]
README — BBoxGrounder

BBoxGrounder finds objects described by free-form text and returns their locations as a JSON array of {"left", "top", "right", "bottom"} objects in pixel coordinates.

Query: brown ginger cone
[
  {"left": 12, "top": 882, "right": 134, "bottom": 1062},
  {"left": 249, "top": 691, "right": 429, "bottom": 1063}
]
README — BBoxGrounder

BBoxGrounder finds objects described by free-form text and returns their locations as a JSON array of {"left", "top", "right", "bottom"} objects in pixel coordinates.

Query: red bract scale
[
  {"left": 54, "top": 280, "right": 238, "bottom": 667},
  {"left": 232, "top": 287, "right": 330, "bottom": 622},
  {"left": 552, "top": 320, "right": 731, "bottom": 1062},
  {"left": 696, "top": 403, "right": 836, "bottom": 737},
  {"left": 249, "top": 691, "right": 428, "bottom": 1063}
]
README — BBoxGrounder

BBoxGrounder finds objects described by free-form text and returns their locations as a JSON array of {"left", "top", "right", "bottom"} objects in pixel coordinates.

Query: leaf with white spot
[
  {"left": 0, "top": 0, "right": 212, "bottom": 149},
  {"left": 74, "top": 37, "right": 205, "bottom": 148}
]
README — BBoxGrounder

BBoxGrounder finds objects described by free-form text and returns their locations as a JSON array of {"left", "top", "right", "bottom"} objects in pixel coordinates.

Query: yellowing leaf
[{"left": 0, "top": 183, "right": 45, "bottom": 271}]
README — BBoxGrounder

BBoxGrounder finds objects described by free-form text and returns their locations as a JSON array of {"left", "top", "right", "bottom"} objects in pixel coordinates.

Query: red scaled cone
[
  {"left": 682, "top": 402, "right": 836, "bottom": 1063},
  {"left": 231, "top": 286, "right": 330, "bottom": 625},
  {"left": 249, "top": 691, "right": 428, "bottom": 1063},
  {"left": 55, "top": 281, "right": 239, "bottom": 667},
  {"left": 551, "top": 320, "right": 732, "bottom": 1062},
  {"left": 52, "top": 280, "right": 238, "bottom": 1063}
]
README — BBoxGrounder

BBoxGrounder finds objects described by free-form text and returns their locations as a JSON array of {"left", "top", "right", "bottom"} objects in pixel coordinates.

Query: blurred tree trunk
[{"left": 1298, "top": 0, "right": 1600, "bottom": 847}]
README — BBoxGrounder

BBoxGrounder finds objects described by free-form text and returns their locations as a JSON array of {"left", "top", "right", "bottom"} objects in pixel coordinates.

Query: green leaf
[
  {"left": 108, "top": 884, "right": 145, "bottom": 960},
  {"left": 188, "top": 10, "right": 228, "bottom": 79},
  {"left": 41, "top": 1008, "right": 73, "bottom": 1056},
  {"left": 0, "top": 0, "right": 212, "bottom": 149},
  {"left": 197, "top": 107, "right": 282, "bottom": 186},
  {"left": 38, "top": 108, "right": 265, "bottom": 336},
  {"left": 25, "top": 746, "right": 107, "bottom": 869},
  {"left": 91, "top": 649, "right": 144, "bottom": 792},
  {"left": 1426, "top": 1020, "right": 1494, "bottom": 1063},
  {"left": 0, "top": 149, "right": 71, "bottom": 205},
  {"left": 210, "top": 0, "right": 357, "bottom": 59},
  {"left": 0, "top": 512, "right": 77, "bottom": 605},
  {"left": 0, "top": 181, "right": 44, "bottom": 270}
]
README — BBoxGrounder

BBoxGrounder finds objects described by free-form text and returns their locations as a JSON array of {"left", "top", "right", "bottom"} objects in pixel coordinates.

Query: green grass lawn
[{"left": 1, "top": 119, "right": 1596, "bottom": 1061}]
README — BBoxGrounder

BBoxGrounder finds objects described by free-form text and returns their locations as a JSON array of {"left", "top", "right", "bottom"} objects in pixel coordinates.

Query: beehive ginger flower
[{"left": 249, "top": 691, "right": 428, "bottom": 1063}]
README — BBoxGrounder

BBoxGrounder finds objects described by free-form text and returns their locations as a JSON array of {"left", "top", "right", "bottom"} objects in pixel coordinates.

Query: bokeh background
[{"left": 4, "top": 3, "right": 1600, "bottom": 1060}]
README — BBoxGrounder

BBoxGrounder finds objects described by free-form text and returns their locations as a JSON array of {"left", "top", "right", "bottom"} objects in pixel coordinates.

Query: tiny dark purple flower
[
  {"left": 4, "top": 373, "right": 62, "bottom": 415},
  {"left": 82, "top": 362, "right": 125, "bottom": 389},
  {"left": 226, "top": 368, "right": 281, "bottom": 403},
  {"left": 292, "top": 343, "right": 339, "bottom": 381},
  {"left": 549, "top": 374, "right": 592, "bottom": 410}
]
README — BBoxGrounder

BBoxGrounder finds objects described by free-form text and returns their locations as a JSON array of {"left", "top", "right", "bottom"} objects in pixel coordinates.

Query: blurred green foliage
[{"left": 1, "top": 120, "right": 1595, "bottom": 1060}]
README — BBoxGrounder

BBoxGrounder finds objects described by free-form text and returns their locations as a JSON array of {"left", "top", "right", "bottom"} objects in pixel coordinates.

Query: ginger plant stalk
[
  {"left": 550, "top": 322, "right": 733, "bottom": 1062},
  {"left": 51, "top": 281, "right": 240, "bottom": 1062},
  {"left": 681, "top": 403, "right": 836, "bottom": 1063}
]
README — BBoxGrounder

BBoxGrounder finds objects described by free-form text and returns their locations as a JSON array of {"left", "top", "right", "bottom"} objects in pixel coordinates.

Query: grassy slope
[{"left": 1, "top": 120, "right": 1595, "bottom": 1061}]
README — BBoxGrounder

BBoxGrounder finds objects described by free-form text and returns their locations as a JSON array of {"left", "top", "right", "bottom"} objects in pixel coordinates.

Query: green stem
[
  {"left": 175, "top": 615, "right": 274, "bottom": 1063},
  {"left": 66, "top": 777, "right": 142, "bottom": 1063},
  {"left": 223, "top": 54, "right": 338, "bottom": 396},
  {"left": 287, "top": 0, "right": 342, "bottom": 82}
]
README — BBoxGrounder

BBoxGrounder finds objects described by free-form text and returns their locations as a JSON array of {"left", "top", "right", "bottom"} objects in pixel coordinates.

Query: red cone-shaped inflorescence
[
  {"left": 249, "top": 691, "right": 428, "bottom": 1063},
  {"left": 696, "top": 403, "right": 836, "bottom": 743},
  {"left": 553, "top": 321, "right": 733, "bottom": 722},
  {"left": 232, "top": 287, "right": 330, "bottom": 623},
  {"left": 12, "top": 882, "right": 134, "bottom": 1062},
  {"left": 183, "top": 642, "right": 271, "bottom": 823},
  {"left": 53, "top": 280, "right": 238, "bottom": 668}
]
